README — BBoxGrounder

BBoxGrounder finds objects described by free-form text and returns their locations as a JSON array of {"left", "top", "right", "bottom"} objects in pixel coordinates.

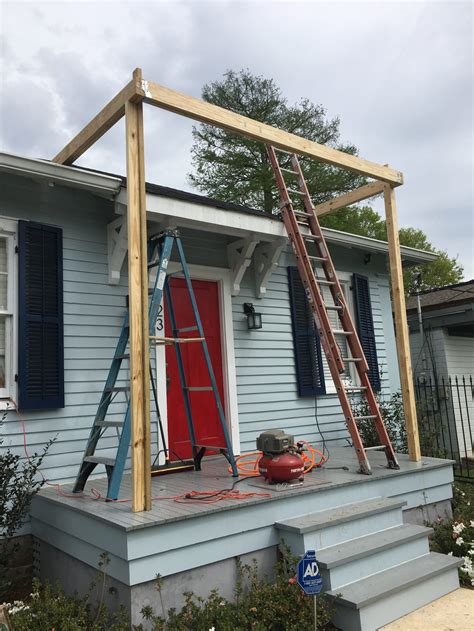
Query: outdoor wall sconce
[{"left": 243, "top": 303, "right": 262, "bottom": 330}]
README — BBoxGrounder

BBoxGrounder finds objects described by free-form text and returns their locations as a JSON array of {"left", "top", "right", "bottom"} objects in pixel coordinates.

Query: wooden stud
[
  {"left": 125, "top": 69, "right": 152, "bottom": 512},
  {"left": 383, "top": 184, "right": 421, "bottom": 461},
  {"left": 53, "top": 74, "right": 143, "bottom": 165},
  {"left": 314, "top": 181, "right": 386, "bottom": 217}
]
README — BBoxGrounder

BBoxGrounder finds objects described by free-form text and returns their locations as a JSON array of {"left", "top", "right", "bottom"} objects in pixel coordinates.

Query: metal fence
[{"left": 414, "top": 375, "right": 473, "bottom": 481}]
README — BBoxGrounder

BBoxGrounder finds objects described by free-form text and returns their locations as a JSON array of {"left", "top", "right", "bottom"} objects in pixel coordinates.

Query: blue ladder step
[
  {"left": 83, "top": 456, "right": 115, "bottom": 467},
  {"left": 96, "top": 420, "right": 124, "bottom": 428}
]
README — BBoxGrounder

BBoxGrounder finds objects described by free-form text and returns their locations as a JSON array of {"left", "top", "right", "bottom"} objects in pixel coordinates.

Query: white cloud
[{"left": 0, "top": 0, "right": 472, "bottom": 276}]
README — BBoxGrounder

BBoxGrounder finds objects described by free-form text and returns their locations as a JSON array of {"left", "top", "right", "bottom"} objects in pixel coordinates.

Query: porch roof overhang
[
  {"left": 114, "top": 186, "right": 438, "bottom": 266},
  {"left": 0, "top": 151, "right": 122, "bottom": 198}
]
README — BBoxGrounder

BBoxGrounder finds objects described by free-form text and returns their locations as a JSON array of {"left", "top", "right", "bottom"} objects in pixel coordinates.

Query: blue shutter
[
  {"left": 352, "top": 273, "right": 381, "bottom": 391},
  {"left": 287, "top": 267, "right": 325, "bottom": 397},
  {"left": 18, "top": 221, "right": 64, "bottom": 409}
]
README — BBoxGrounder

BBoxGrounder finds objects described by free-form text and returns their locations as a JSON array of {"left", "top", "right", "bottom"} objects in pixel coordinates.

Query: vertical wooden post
[
  {"left": 125, "top": 68, "right": 152, "bottom": 511},
  {"left": 384, "top": 184, "right": 421, "bottom": 461}
]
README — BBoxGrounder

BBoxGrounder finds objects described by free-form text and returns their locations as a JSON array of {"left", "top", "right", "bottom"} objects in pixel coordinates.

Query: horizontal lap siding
[
  {"left": 1, "top": 177, "right": 233, "bottom": 485},
  {"left": 0, "top": 177, "right": 151, "bottom": 484},
  {"left": 233, "top": 247, "right": 396, "bottom": 454}
]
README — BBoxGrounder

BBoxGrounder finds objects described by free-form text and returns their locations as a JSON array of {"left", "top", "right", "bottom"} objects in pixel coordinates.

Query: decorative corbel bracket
[
  {"left": 254, "top": 238, "right": 286, "bottom": 298},
  {"left": 107, "top": 215, "right": 128, "bottom": 284},
  {"left": 227, "top": 235, "right": 260, "bottom": 296}
]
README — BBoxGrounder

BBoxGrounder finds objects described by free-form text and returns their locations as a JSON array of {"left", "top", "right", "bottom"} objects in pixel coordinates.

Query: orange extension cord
[{"left": 228, "top": 440, "right": 328, "bottom": 477}]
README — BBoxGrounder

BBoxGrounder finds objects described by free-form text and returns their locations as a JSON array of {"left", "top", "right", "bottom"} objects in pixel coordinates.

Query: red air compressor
[{"left": 256, "top": 430, "right": 305, "bottom": 483}]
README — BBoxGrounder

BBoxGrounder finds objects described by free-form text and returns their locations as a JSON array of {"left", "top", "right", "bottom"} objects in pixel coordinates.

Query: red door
[{"left": 165, "top": 278, "right": 226, "bottom": 460}]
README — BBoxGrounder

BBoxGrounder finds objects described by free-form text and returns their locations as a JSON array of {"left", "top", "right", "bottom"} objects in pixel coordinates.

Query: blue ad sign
[{"left": 297, "top": 549, "right": 323, "bottom": 595}]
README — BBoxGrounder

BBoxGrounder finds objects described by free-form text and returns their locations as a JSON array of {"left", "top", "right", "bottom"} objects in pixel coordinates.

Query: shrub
[
  {"left": 429, "top": 483, "right": 474, "bottom": 587},
  {"left": 142, "top": 547, "right": 337, "bottom": 630},
  {"left": 350, "top": 388, "right": 408, "bottom": 454},
  {"left": 3, "top": 556, "right": 132, "bottom": 631},
  {"left": 0, "top": 415, "right": 53, "bottom": 600}
]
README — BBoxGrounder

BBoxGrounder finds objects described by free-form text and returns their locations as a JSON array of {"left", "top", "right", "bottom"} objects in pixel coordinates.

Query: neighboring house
[
  {"left": 1, "top": 151, "right": 460, "bottom": 630},
  {"left": 407, "top": 281, "right": 474, "bottom": 460}
]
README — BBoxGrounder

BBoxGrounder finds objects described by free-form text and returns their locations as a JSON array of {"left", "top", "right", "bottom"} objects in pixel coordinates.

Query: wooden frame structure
[{"left": 53, "top": 68, "right": 420, "bottom": 512}]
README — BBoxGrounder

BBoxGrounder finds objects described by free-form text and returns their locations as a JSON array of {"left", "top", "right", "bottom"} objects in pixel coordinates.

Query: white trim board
[{"left": 153, "top": 263, "right": 240, "bottom": 465}]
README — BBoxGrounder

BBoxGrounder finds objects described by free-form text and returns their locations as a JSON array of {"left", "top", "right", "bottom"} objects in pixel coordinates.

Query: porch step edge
[
  {"left": 275, "top": 497, "right": 406, "bottom": 534},
  {"left": 317, "top": 524, "right": 433, "bottom": 569},
  {"left": 326, "top": 552, "right": 462, "bottom": 610}
]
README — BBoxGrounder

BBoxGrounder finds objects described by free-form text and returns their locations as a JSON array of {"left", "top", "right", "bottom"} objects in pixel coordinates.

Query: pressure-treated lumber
[
  {"left": 314, "top": 181, "right": 386, "bottom": 217},
  {"left": 139, "top": 81, "right": 403, "bottom": 185},
  {"left": 125, "top": 71, "right": 152, "bottom": 512},
  {"left": 53, "top": 77, "right": 142, "bottom": 165},
  {"left": 383, "top": 184, "right": 421, "bottom": 461}
]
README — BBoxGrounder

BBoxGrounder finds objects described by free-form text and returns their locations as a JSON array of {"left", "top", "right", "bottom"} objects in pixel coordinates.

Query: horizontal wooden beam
[
  {"left": 53, "top": 76, "right": 142, "bottom": 165},
  {"left": 314, "top": 181, "right": 387, "bottom": 217},
  {"left": 140, "top": 80, "right": 403, "bottom": 185}
]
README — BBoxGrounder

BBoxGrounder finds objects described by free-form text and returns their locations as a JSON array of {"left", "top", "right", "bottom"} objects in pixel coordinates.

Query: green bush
[
  {"left": 4, "top": 548, "right": 338, "bottom": 630},
  {"left": 143, "top": 548, "right": 337, "bottom": 630},
  {"left": 0, "top": 415, "right": 53, "bottom": 600},
  {"left": 429, "top": 482, "right": 474, "bottom": 587}
]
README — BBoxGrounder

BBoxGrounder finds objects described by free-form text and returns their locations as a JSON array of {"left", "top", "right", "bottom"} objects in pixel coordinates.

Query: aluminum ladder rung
[
  {"left": 176, "top": 325, "right": 199, "bottom": 333},
  {"left": 115, "top": 353, "right": 129, "bottom": 360},
  {"left": 344, "top": 385, "right": 368, "bottom": 391},
  {"left": 294, "top": 210, "right": 312, "bottom": 218},
  {"left": 308, "top": 255, "right": 327, "bottom": 262},
  {"left": 304, "top": 235, "right": 322, "bottom": 242},
  {"left": 281, "top": 167, "right": 298, "bottom": 175},
  {"left": 83, "top": 456, "right": 115, "bottom": 466},
  {"left": 343, "top": 357, "right": 362, "bottom": 363},
  {"left": 96, "top": 420, "right": 124, "bottom": 428},
  {"left": 332, "top": 329, "right": 353, "bottom": 336},
  {"left": 325, "top": 304, "right": 343, "bottom": 311},
  {"left": 364, "top": 445, "right": 387, "bottom": 452},
  {"left": 288, "top": 187, "right": 306, "bottom": 196},
  {"left": 355, "top": 415, "right": 377, "bottom": 421}
]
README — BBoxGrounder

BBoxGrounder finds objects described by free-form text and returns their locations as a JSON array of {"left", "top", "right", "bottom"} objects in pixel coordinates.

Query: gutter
[{"left": 0, "top": 152, "right": 122, "bottom": 198}]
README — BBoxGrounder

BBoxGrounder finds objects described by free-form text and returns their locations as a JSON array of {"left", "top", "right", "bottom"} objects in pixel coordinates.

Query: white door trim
[{"left": 154, "top": 263, "right": 240, "bottom": 463}]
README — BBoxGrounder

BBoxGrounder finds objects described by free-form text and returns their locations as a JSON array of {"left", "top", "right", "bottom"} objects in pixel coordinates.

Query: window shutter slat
[
  {"left": 352, "top": 273, "right": 381, "bottom": 391},
  {"left": 18, "top": 221, "right": 64, "bottom": 409},
  {"left": 287, "top": 267, "right": 325, "bottom": 397}
]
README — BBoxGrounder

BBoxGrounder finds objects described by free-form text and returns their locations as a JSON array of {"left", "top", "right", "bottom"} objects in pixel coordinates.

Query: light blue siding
[
  {"left": 1, "top": 171, "right": 402, "bottom": 487},
  {"left": 232, "top": 246, "right": 398, "bottom": 454}
]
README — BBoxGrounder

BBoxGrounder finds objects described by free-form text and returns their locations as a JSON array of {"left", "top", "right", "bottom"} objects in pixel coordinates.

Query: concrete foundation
[
  {"left": 35, "top": 538, "right": 277, "bottom": 627},
  {"left": 403, "top": 498, "right": 453, "bottom": 526}
]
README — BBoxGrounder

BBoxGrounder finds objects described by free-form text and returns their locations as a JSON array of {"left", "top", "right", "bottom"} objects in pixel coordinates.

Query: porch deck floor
[{"left": 36, "top": 448, "right": 453, "bottom": 532}]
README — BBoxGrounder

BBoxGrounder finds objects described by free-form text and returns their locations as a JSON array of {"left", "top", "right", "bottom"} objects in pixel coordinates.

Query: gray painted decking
[{"left": 35, "top": 448, "right": 454, "bottom": 532}]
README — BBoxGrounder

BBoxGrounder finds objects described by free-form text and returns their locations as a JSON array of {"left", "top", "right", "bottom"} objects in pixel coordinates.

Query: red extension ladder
[{"left": 267, "top": 146, "right": 400, "bottom": 474}]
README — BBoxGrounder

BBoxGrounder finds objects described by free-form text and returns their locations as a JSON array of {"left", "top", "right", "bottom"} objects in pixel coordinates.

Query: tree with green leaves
[
  {"left": 189, "top": 69, "right": 366, "bottom": 213},
  {"left": 189, "top": 69, "right": 463, "bottom": 293}
]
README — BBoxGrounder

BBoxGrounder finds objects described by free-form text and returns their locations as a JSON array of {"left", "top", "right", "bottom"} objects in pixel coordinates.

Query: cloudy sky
[{"left": 1, "top": 0, "right": 473, "bottom": 277}]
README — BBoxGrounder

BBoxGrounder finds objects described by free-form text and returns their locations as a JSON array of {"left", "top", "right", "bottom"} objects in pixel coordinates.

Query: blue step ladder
[{"left": 73, "top": 228, "right": 238, "bottom": 500}]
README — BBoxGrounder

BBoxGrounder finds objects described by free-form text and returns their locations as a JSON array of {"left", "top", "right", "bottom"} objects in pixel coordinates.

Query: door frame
[{"left": 154, "top": 262, "right": 240, "bottom": 464}]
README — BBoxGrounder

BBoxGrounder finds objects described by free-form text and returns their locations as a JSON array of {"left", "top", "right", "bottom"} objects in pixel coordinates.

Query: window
[
  {"left": 287, "top": 267, "right": 325, "bottom": 397},
  {"left": 0, "top": 219, "right": 17, "bottom": 400}
]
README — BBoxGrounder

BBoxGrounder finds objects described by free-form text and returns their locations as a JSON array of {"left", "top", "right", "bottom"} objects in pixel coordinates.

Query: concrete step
[
  {"left": 318, "top": 524, "right": 432, "bottom": 590},
  {"left": 328, "top": 552, "right": 462, "bottom": 631},
  {"left": 275, "top": 497, "right": 405, "bottom": 552}
]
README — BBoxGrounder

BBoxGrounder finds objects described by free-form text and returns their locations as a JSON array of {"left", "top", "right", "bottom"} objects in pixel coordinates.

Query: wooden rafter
[
  {"left": 139, "top": 81, "right": 403, "bottom": 185},
  {"left": 53, "top": 78, "right": 142, "bottom": 165},
  {"left": 314, "top": 181, "right": 386, "bottom": 217}
]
